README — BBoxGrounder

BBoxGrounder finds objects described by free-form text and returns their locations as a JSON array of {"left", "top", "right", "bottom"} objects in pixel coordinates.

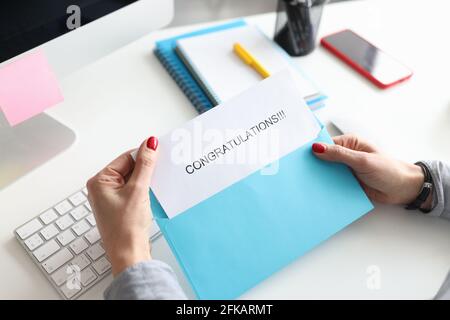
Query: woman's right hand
[
  {"left": 312, "top": 134, "right": 432, "bottom": 208},
  {"left": 87, "top": 137, "right": 159, "bottom": 276}
]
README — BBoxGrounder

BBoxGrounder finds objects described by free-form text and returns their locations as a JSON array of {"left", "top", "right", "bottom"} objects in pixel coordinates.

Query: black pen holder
[{"left": 274, "top": 0, "right": 327, "bottom": 56}]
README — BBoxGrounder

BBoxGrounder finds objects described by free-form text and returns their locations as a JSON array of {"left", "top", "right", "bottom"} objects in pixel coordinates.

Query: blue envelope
[{"left": 150, "top": 124, "right": 373, "bottom": 299}]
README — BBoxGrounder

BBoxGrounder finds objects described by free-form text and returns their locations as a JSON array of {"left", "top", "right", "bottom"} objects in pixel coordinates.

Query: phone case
[{"left": 320, "top": 29, "right": 413, "bottom": 89}]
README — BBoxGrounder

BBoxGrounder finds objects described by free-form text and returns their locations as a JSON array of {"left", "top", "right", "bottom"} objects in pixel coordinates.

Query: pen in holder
[{"left": 274, "top": 0, "right": 328, "bottom": 56}]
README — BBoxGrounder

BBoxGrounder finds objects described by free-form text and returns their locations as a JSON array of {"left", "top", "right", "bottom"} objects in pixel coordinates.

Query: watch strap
[{"left": 405, "top": 162, "right": 433, "bottom": 213}]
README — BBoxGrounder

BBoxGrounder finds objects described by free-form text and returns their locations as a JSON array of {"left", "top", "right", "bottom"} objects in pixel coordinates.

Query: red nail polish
[
  {"left": 312, "top": 143, "right": 325, "bottom": 153},
  {"left": 147, "top": 136, "right": 158, "bottom": 151}
]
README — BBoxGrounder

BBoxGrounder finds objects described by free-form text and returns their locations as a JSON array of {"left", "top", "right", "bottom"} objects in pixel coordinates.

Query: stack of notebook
[{"left": 154, "top": 20, "right": 326, "bottom": 114}]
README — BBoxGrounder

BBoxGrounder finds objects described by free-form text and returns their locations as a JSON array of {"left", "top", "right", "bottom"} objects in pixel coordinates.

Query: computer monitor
[
  {"left": 0, "top": 0, "right": 173, "bottom": 189},
  {"left": 1, "top": 0, "right": 173, "bottom": 76}
]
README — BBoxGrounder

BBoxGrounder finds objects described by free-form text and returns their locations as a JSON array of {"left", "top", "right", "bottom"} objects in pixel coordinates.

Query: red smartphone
[{"left": 320, "top": 29, "right": 413, "bottom": 89}]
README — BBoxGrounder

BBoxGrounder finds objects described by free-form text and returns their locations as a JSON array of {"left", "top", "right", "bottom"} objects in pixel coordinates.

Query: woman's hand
[
  {"left": 86, "top": 137, "right": 159, "bottom": 276},
  {"left": 312, "top": 134, "right": 431, "bottom": 208}
]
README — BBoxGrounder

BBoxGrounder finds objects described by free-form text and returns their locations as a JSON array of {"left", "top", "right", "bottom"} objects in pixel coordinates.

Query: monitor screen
[{"left": 0, "top": 0, "right": 138, "bottom": 63}]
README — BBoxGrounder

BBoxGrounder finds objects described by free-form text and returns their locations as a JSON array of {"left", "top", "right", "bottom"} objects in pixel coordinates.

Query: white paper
[
  {"left": 176, "top": 25, "right": 319, "bottom": 103},
  {"left": 149, "top": 70, "right": 321, "bottom": 219}
]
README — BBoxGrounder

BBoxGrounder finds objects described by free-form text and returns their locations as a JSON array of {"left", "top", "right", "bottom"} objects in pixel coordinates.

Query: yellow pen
[{"left": 233, "top": 42, "right": 271, "bottom": 79}]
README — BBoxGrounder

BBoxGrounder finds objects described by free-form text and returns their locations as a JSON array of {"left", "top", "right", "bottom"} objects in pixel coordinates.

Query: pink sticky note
[{"left": 0, "top": 50, "right": 64, "bottom": 126}]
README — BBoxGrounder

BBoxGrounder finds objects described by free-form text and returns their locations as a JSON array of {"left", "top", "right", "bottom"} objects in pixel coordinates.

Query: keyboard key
[
  {"left": 80, "top": 267, "right": 97, "bottom": 287},
  {"left": 56, "top": 230, "right": 76, "bottom": 246},
  {"left": 84, "top": 227, "right": 101, "bottom": 244},
  {"left": 68, "top": 192, "right": 87, "bottom": 206},
  {"left": 51, "top": 264, "right": 71, "bottom": 286},
  {"left": 42, "top": 248, "right": 73, "bottom": 274},
  {"left": 86, "top": 243, "right": 105, "bottom": 261},
  {"left": 40, "top": 224, "right": 59, "bottom": 240},
  {"left": 16, "top": 219, "right": 42, "bottom": 240},
  {"left": 92, "top": 256, "right": 111, "bottom": 275},
  {"left": 72, "top": 220, "right": 90, "bottom": 236},
  {"left": 86, "top": 214, "right": 96, "bottom": 226},
  {"left": 69, "top": 237, "right": 88, "bottom": 255},
  {"left": 33, "top": 239, "right": 60, "bottom": 262},
  {"left": 55, "top": 215, "right": 74, "bottom": 230},
  {"left": 24, "top": 233, "right": 44, "bottom": 251},
  {"left": 54, "top": 200, "right": 73, "bottom": 215},
  {"left": 60, "top": 282, "right": 81, "bottom": 299},
  {"left": 39, "top": 209, "right": 58, "bottom": 225},
  {"left": 70, "top": 253, "right": 90, "bottom": 271},
  {"left": 70, "top": 206, "right": 89, "bottom": 221},
  {"left": 85, "top": 201, "right": 92, "bottom": 212},
  {"left": 16, "top": 187, "right": 117, "bottom": 299}
]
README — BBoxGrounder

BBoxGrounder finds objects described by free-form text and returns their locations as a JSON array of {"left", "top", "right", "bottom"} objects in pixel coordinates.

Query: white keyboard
[{"left": 14, "top": 187, "right": 161, "bottom": 299}]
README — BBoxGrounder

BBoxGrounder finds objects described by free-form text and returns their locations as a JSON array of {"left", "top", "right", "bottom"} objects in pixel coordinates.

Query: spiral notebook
[{"left": 154, "top": 20, "right": 326, "bottom": 114}]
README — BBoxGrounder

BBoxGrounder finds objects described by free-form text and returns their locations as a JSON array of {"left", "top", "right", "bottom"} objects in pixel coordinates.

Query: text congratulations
[{"left": 185, "top": 109, "right": 286, "bottom": 175}]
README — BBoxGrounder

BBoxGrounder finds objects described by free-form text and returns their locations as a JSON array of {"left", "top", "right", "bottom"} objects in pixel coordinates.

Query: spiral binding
[{"left": 154, "top": 46, "right": 213, "bottom": 114}]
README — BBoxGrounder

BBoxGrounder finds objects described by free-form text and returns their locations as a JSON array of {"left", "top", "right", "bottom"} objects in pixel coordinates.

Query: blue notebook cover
[
  {"left": 154, "top": 20, "right": 326, "bottom": 114},
  {"left": 154, "top": 20, "right": 247, "bottom": 114}
]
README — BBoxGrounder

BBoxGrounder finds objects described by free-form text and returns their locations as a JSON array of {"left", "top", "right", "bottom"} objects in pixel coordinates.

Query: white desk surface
[{"left": 2, "top": 0, "right": 450, "bottom": 299}]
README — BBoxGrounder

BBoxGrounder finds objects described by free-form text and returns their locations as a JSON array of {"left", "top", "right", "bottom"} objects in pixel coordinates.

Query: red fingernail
[
  {"left": 147, "top": 136, "right": 158, "bottom": 151},
  {"left": 312, "top": 143, "right": 326, "bottom": 153}
]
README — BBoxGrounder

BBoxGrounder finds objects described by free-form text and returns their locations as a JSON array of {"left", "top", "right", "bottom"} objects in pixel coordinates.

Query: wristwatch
[{"left": 405, "top": 162, "right": 433, "bottom": 213}]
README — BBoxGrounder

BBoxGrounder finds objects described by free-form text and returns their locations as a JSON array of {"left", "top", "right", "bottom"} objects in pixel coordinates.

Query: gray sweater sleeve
[
  {"left": 104, "top": 260, "right": 187, "bottom": 300},
  {"left": 422, "top": 160, "right": 450, "bottom": 220},
  {"left": 421, "top": 161, "right": 450, "bottom": 299}
]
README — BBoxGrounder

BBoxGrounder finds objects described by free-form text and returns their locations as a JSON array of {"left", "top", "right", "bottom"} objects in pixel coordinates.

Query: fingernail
[
  {"left": 312, "top": 143, "right": 326, "bottom": 153},
  {"left": 147, "top": 136, "right": 158, "bottom": 151}
]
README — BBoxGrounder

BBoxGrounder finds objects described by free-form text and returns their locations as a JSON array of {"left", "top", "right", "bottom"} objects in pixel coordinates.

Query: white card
[{"left": 145, "top": 70, "right": 321, "bottom": 219}]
